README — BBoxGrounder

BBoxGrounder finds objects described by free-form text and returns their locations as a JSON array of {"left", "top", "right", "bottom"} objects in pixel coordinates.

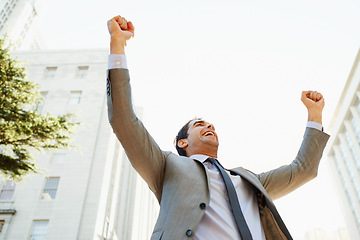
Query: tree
[{"left": 0, "top": 38, "right": 78, "bottom": 180}]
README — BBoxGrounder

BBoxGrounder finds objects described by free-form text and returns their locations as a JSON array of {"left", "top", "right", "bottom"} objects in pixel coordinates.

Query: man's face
[{"left": 178, "top": 119, "right": 219, "bottom": 157}]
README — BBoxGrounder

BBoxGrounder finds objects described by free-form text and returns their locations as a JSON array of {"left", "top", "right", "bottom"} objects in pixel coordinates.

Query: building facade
[
  {"left": 0, "top": 49, "right": 158, "bottom": 240},
  {"left": 326, "top": 48, "right": 360, "bottom": 240},
  {"left": 0, "top": 0, "right": 45, "bottom": 49}
]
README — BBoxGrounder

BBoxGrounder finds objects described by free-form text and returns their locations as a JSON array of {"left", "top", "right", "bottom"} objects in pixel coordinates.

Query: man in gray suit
[{"left": 106, "top": 15, "right": 330, "bottom": 240}]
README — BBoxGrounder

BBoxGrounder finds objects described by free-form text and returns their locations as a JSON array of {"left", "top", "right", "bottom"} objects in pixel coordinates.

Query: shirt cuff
[
  {"left": 307, "top": 121, "right": 323, "bottom": 132},
  {"left": 108, "top": 54, "right": 127, "bottom": 69}
]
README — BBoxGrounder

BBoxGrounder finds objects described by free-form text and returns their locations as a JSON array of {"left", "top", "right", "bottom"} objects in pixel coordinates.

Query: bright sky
[{"left": 40, "top": 0, "right": 360, "bottom": 239}]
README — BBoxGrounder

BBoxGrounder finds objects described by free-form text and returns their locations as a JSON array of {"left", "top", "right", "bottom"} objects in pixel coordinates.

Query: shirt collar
[{"left": 190, "top": 154, "right": 211, "bottom": 163}]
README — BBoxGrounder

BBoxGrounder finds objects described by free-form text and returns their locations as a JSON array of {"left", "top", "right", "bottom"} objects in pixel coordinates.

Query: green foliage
[{"left": 0, "top": 38, "right": 78, "bottom": 180}]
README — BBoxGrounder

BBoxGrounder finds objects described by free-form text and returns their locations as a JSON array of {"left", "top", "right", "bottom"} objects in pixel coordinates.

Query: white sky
[{"left": 40, "top": 0, "right": 360, "bottom": 239}]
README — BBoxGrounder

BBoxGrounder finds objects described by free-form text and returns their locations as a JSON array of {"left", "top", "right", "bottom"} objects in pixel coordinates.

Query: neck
[{"left": 187, "top": 150, "right": 217, "bottom": 158}]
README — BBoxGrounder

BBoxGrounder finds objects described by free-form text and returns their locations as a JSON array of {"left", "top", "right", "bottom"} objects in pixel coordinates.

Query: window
[
  {"left": 41, "top": 177, "right": 59, "bottom": 200},
  {"left": 103, "top": 217, "right": 110, "bottom": 239},
  {"left": 357, "top": 98, "right": 360, "bottom": 116},
  {"left": 36, "top": 92, "right": 48, "bottom": 114},
  {"left": 0, "top": 180, "right": 15, "bottom": 200},
  {"left": 30, "top": 220, "right": 48, "bottom": 240},
  {"left": 0, "top": 0, "right": 18, "bottom": 32},
  {"left": 69, "top": 91, "right": 82, "bottom": 105},
  {"left": 345, "top": 130, "right": 360, "bottom": 170},
  {"left": 0, "top": 220, "right": 4, "bottom": 233},
  {"left": 76, "top": 66, "right": 89, "bottom": 79},
  {"left": 16, "top": 8, "right": 36, "bottom": 48},
  {"left": 43, "top": 67, "right": 57, "bottom": 80}
]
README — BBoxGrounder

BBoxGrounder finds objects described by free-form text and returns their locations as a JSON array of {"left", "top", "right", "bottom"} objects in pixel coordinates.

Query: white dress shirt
[
  {"left": 190, "top": 154, "right": 266, "bottom": 240},
  {"left": 108, "top": 54, "right": 324, "bottom": 239}
]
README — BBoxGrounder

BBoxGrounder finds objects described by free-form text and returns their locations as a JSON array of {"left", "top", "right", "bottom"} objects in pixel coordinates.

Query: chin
[{"left": 207, "top": 140, "right": 219, "bottom": 147}]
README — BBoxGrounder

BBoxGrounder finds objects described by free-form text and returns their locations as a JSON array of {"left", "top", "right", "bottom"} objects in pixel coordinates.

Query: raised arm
[
  {"left": 106, "top": 16, "right": 167, "bottom": 200},
  {"left": 258, "top": 90, "right": 329, "bottom": 200}
]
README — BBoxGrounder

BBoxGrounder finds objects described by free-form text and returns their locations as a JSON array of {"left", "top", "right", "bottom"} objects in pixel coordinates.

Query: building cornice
[
  {"left": 329, "top": 48, "right": 360, "bottom": 130},
  {"left": 0, "top": 209, "right": 16, "bottom": 215}
]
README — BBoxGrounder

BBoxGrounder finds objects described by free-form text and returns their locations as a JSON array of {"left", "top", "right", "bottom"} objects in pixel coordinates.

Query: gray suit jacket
[{"left": 106, "top": 68, "right": 330, "bottom": 240}]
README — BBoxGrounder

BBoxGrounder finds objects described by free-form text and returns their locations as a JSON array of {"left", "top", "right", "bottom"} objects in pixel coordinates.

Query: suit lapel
[
  {"left": 229, "top": 167, "right": 292, "bottom": 240},
  {"left": 229, "top": 167, "right": 272, "bottom": 201},
  {"left": 192, "top": 158, "right": 212, "bottom": 196}
]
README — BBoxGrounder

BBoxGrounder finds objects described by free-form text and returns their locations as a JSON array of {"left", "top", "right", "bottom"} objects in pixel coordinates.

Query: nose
[{"left": 206, "top": 123, "right": 215, "bottom": 130}]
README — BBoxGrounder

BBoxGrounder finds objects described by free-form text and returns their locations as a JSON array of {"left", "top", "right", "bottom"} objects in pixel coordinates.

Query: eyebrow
[{"left": 192, "top": 120, "right": 205, "bottom": 127}]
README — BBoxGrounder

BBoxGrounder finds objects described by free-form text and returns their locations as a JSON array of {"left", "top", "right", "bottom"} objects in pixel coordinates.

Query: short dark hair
[{"left": 175, "top": 118, "right": 201, "bottom": 156}]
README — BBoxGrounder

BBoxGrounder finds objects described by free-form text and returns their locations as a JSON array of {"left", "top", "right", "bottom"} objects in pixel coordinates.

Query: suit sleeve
[
  {"left": 106, "top": 68, "right": 167, "bottom": 200},
  {"left": 258, "top": 127, "right": 330, "bottom": 200}
]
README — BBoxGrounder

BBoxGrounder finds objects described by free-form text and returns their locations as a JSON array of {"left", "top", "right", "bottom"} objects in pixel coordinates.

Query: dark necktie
[{"left": 208, "top": 158, "right": 253, "bottom": 240}]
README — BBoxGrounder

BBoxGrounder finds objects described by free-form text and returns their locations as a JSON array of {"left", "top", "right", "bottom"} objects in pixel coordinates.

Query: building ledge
[{"left": 0, "top": 209, "right": 16, "bottom": 214}]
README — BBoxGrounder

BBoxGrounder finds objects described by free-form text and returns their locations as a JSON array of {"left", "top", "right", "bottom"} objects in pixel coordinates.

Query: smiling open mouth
[{"left": 204, "top": 132, "right": 215, "bottom": 137}]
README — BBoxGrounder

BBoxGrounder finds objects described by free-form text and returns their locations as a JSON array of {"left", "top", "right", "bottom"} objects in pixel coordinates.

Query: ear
[{"left": 177, "top": 139, "right": 188, "bottom": 149}]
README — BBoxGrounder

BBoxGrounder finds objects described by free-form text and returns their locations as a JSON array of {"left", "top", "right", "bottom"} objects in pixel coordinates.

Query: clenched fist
[
  {"left": 301, "top": 91, "right": 324, "bottom": 124},
  {"left": 107, "top": 15, "right": 135, "bottom": 54}
]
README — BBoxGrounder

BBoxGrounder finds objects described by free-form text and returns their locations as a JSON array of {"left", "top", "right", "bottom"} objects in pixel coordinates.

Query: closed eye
[{"left": 193, "top": 120, "right": 205, "bottom": 127}]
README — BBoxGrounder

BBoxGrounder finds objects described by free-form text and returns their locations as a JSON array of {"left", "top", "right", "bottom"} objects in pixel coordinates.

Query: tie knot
[
  {"left": 207, "top": 157, "right": 216, "bottom": 163},
  {"left": 207, "top": 157, "right": 225, "bottom": 169}
]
